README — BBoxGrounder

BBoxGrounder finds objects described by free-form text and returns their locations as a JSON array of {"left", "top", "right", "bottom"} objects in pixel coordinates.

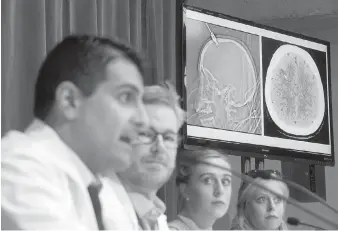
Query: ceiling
[
  {"left": 187, "top": 0, "right": 338, "bottom": 43},
  {"left": 257, "top": 13, "right": 338, "bottom": 43},
  {"left": 187, "top": 0, "right": 338, "bottom": 21}
]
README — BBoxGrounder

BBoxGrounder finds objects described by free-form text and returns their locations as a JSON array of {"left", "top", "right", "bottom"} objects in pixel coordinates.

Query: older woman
[
  {"left": 169, "top": 149, "right": 232, "bottom": 230},
  {"left": 231, "top": 169, "right": 289, "bottom": 230}
]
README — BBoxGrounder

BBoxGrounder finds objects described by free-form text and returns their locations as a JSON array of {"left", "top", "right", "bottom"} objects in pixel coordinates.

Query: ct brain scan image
[
  {"left": 187, "top": 21, "right": 261, "bottom": 135},
  {"left": 265, "top": 44, "right": 325, "bottom": 137}
]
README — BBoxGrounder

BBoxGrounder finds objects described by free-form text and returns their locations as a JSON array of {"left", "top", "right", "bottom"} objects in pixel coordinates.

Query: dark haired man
[{"left": 1, "top": 35, "right": 149, "bottom": 229}]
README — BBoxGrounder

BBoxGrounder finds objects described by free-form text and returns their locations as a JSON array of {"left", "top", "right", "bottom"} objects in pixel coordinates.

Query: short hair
[
  {"left": 176, "top": 148, "right": 230, "bottom": 186},
  {"left": 143, "top": 82, "right": 186, "bottom": 129},
  {"left": 34, "top": 34, "right": 146, "bottom": 120}
]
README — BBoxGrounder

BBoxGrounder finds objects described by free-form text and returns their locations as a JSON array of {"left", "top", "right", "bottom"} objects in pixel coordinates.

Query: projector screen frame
[{"left": 176, "top": 4, "right": 334, "bottom": 166}]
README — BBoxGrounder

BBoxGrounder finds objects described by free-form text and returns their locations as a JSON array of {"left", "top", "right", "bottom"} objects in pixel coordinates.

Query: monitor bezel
[{"left": 176, "top": 3, "right": 335, "bottom": 166}]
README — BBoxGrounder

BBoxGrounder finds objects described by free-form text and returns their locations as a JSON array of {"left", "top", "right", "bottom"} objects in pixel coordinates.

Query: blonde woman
[
  {"left": 231, "top": 169, "right": 289, "bottom": 230},
  {"left": 169, "top": 149, "right": 232, "bottom": 230}
]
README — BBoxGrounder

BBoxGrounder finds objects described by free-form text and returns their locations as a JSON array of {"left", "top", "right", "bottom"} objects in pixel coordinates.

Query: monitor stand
[
  {"left": 255, "top": 158, "right": 265, "bottom": 170},
  {"left": 241, "top": 156, "right": 265, "bottom": 173}
]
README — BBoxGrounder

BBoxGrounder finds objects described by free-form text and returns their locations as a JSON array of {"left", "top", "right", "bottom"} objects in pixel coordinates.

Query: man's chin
[
  {"left": 104, "top": 155, "right": 131, "bottom": 173},
  {"left": 145, "top": 171, "right": 171, "bottom": 183}
]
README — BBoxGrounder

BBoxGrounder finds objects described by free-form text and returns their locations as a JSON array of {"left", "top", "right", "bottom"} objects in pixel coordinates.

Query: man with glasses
[{"left": 102, "top": 83, "right": 185, "bottom": 230}]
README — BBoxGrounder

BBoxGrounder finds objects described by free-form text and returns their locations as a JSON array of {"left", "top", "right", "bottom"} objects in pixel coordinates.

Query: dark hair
[{"left": 34, "top": 34, "right": 146, "bottom": 120}]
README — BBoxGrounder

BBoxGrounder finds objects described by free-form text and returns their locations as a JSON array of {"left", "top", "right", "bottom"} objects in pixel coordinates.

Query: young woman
[
  {"left": 169, "top": 149, "right": 232, "bottom": 230},
  {"left": 231, "top": 169, "right": 289, "bottom": 230}
]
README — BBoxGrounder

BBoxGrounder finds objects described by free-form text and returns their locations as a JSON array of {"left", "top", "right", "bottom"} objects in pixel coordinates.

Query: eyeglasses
[
  {"left": 245, "top": 169, "right": 283, "bottom": 180},
  {"left": 136, "top": 129, "right": 181, "bottom": 149}
]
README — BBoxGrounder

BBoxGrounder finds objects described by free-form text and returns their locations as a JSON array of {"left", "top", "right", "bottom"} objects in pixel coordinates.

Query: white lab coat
[
  {"left": 100, "top": 175, "right": 139, "bottom": 230},
  {"left": 1, "top": 119, "right": 136, "bottom": 230}
]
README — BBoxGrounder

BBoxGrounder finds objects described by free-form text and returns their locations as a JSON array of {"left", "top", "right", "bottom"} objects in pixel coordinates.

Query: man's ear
[{"left": 55, "top": 81, "right": 84, "bottom": 120}]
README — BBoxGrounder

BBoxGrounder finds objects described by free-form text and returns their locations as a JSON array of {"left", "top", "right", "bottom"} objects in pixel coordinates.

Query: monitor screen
[{"left": 179, "top": 5, "right": 334, "bottom": 166}]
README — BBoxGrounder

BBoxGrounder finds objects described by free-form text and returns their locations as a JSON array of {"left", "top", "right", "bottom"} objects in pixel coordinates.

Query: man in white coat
[{"left": 1, "top": 35, "right": 149, "bottom": 230}]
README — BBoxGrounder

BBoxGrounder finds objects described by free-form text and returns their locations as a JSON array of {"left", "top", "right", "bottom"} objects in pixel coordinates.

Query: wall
[{"left": 172, "top": 0, "right": 338, "bottom": 229}]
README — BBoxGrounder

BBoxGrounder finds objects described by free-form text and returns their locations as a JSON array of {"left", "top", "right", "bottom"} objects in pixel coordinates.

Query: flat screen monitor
[{"left": 177, "top": 5, "right": 334, "bottom": 166}]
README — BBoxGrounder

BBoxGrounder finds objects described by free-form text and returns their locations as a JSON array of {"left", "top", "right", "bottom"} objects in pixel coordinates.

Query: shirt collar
[
  {"left": 26, "top": 119, "right": 96, "bottom": 186},
  {"left": 121, "top": 182, "right": 166, "bottom": 220}
]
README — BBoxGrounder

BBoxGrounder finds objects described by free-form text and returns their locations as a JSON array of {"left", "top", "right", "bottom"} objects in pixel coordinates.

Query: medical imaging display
[
  {"left": 182, "top": 6, "right": 333, "bottom": 163},
  {"left": 186, "top": 19, "right": 261, "bottom": 135},
  {"left": 262, "top": 37, "right": 330, "bottom": 144}
]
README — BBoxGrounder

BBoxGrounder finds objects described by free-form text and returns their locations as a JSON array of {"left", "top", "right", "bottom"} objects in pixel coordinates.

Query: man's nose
[
  {"left": 151, "top": 135, "right": 166, "bottom": 153},
  {"left": 133, "top": 103, "right": 149, "bottom": 129}
]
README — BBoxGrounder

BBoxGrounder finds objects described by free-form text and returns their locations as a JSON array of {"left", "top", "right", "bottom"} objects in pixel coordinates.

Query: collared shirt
[
  {"left": 123, "top": 184, "right": 169, "bottom": 231},
  {"left": 100, "top": 174, "right": 170, "bottom": 231},
  {"left": 2, "top": 119, "right": 106, "bottom": 230}
]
